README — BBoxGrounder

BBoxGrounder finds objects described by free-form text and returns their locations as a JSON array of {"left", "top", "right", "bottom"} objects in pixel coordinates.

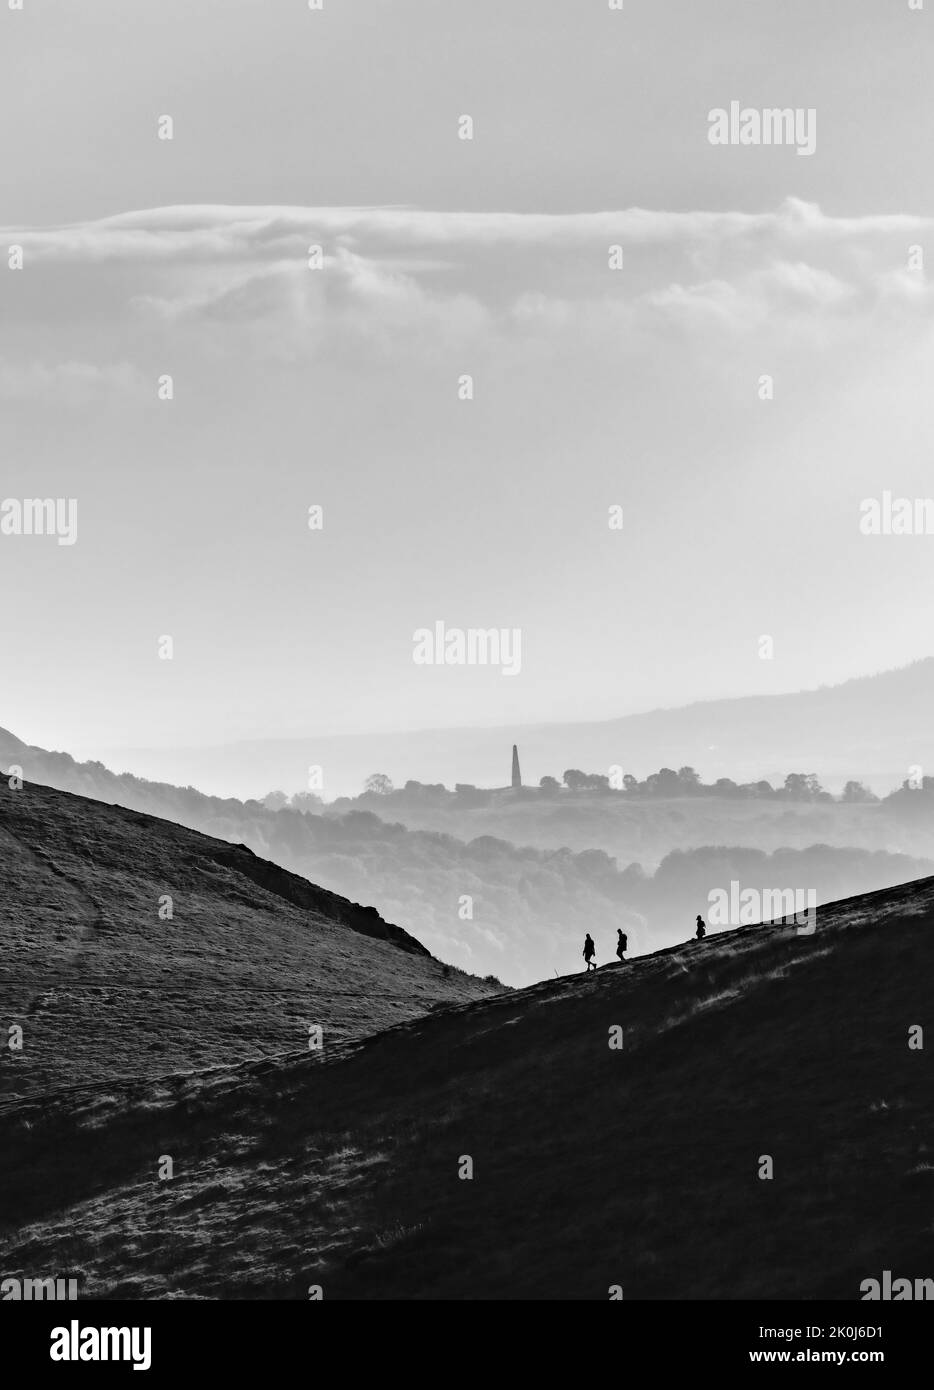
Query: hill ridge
[{"left": 0, "top": 777, "right": 497, "bottom": 1103}]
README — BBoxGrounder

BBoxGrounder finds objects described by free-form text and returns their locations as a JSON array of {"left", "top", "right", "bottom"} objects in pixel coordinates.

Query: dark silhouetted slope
[
  {"left": 0, "top": 779, "right": 497, "bottom": 1102},
  {"left": 0, "top": 873, "right": 931, "bottom": 1298}
]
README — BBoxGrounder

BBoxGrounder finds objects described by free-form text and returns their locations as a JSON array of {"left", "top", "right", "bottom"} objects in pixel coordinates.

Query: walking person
[
  {"left": 583, "top": 932, "right": 597, "bottom": 971},
  {"left": 616, "top": 928, "right": 628, "bottom": 961},
  {"left": 695, "top": 914, "right": 706, "bottom": 941}
]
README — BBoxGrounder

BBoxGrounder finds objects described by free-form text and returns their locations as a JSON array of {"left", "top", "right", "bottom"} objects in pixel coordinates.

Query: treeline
[
  {"left": 883, "top": 774, "right": 934, "bottom": 820},
  {"left": 316, "top": 766, "right": 881, "bottom": 810}
]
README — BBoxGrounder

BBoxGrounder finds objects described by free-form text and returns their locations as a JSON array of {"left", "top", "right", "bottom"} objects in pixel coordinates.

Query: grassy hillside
[
  {"left": 1, "top": 874, "right": 931, "bottom": 1298},
  {"left": 0, "top": 779, "right": 498, "bottom": 1102}
]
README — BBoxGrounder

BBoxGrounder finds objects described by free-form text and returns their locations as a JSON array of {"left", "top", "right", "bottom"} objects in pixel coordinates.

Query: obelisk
[{"left": 511, "top": 744, "right": 521, "bottom": 789}]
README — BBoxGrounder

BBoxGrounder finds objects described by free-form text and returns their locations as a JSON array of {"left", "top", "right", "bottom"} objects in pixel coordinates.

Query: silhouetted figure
[
  {"left": 695, "top": 915, "right": 706, "bottom": 941},
  {"left": 583, "top": 933, "right": 597, "bottom": 971},
  {"left": 616, "top": 929, "right": 627, "bottom": 961}
]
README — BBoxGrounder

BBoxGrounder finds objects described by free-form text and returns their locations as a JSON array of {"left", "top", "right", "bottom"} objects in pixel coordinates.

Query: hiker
[
  {"left": 616, "top": 929, "right": 627, "bottom": 961},
  {"left": 695, "top": 915, "right": 706, "bottom": 941},
  {"left": 583, "top": 933, "right": 597, "bottom": 971}
]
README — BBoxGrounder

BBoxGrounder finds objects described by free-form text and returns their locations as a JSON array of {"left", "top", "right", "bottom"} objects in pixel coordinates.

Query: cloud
[
  {"left": 4, "top": 198, "right": 933, "bottom": 366},
  {"left": 7, "top": 196, "right": 929, "bottom": 264}
]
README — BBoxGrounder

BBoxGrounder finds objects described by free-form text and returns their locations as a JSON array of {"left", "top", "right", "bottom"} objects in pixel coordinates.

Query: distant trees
[
  {"left": 782, "top": 773, "right": 832, "bottom": 802},
  {"left": 644, "top": 768, "right": 682, "bottom": 797},
  {"left": 454, "top": 783, "right": 492, "bottom": 807},
  {"left": 530, "top": 765, "right": 858, "bottom": 802},
  {"left": 402, "top": 779, "right": 447, "bottom": 799},
  {"left": 882, "top": 775, "right": 934, "bottom": 821},
  {"left": 643, "top": 842, "right": 929, "bottom": 927},
  {"left": 782, "top": 773, "right": 813, "bottom": 799},
  {"left": 563, "top": 769, "right": 611, "bottom": 791},
  {"left": 273, "top": 766, "right": 878, "bottom": 811},
  {"left": 841, "top": 780, "right": 879, "bottom": 803}
]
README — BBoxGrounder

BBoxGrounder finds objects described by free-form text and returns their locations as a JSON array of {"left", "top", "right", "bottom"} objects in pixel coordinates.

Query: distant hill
[
  {"left": 2, "top": 874, "right": 932, "bottom": 1297},
  {"left": 0, "top": 727, "right": 28, "bottom": 762},
  {"left": 329, "top": 780, "right": 929, "bottom": 864},
  {"left": 1, "top": 732, "right": 929, "bottom": 984},
  {"left": 82, "top": 658, "right": 934, "bottom": 799},
  {"left": 0, "top": 778, "right": 498, "bottom": 1101}
]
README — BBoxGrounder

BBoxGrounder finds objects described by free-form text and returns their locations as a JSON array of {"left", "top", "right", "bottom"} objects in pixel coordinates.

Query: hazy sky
[{"left": 2, "top": 0, "right": 934, "bottom": 760}]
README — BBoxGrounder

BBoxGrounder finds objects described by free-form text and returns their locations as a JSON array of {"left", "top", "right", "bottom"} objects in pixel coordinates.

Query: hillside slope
[
  {"left": 0, "top": 779, "right": 497, "bottom": 1102},
  {"left": 1, "top": 875, "right": 931, "bottom": 1298}
]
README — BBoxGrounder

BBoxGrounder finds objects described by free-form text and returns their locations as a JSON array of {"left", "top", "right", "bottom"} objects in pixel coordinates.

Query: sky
[{"left": 2, "top": 0, "right": 934, "bottom": 766}]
